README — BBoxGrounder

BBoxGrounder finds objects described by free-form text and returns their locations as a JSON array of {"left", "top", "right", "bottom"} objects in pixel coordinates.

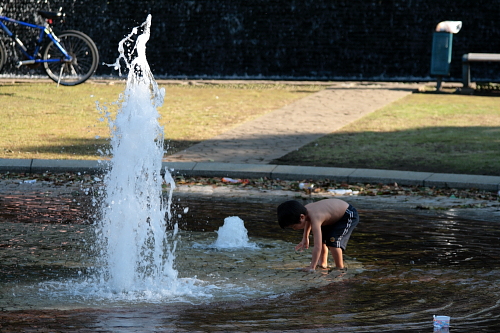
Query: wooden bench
[{"left": 462, "top": 53, "right": 500, "bottom": 88}]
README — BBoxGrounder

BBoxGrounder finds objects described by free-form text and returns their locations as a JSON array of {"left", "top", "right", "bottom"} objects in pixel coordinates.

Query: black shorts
[{"left": 321, "top": 204, "right": 359, "bottom": 250}]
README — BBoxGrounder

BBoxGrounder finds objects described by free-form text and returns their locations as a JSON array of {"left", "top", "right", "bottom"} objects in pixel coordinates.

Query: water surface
[{"left": 1, "top": 187, "right": 499, "bottom": 332}]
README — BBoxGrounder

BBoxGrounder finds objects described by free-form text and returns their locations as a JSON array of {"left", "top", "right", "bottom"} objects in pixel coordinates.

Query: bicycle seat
[{"left": 37, "top": 10, "right": 65, "bottom": 21}]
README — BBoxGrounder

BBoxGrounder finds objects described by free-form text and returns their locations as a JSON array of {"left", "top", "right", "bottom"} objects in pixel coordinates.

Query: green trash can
[{"left": 430, "top": 31, "right": 453, "bottom": 90}]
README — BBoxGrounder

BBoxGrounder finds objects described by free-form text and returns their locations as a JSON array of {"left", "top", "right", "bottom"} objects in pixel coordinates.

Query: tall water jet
[{"left": 95, "top": 15, "right": 178, "bottom": 294}]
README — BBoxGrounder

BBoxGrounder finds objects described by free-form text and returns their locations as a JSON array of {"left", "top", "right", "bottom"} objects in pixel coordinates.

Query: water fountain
[
  {"left": 93, "top": 14, "right": 182, "bottom": 299},
  {"left": 91, "top": 15, "right": 347, "bottom": 303},
  {"left": 0, "top": 16, "right": 355, "bottom": 310}
]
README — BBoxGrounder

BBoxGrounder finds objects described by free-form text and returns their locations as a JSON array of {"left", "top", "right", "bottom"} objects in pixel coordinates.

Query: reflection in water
[{"left": 0, "top": 190, "right": 499, "bottom": 332}]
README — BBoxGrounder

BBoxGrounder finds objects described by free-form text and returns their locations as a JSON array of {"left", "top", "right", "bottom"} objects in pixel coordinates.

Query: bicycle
[{"left": 0, "top": 7, "right": 99, "bottom": 86}]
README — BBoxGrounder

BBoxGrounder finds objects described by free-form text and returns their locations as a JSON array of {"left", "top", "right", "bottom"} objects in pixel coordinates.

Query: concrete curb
[{"left": 1, "top": 158, "right": 499, "bottom": 191}]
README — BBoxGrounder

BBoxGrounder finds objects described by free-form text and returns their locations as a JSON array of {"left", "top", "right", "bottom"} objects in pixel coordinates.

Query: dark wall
[{"left": 1, "top": 0, "right": 500, "bottom": 81}]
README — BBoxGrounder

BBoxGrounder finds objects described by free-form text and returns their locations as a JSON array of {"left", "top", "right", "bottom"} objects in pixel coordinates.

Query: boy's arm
[
  {"left": 295, "top": 221, "right": 311, "bottom": 251},
  {"left": 302, "top": 220, "right": 311, "bottom": 243},
  {"left": 305, "top": 221, "right": 322, "bottom": 271}
]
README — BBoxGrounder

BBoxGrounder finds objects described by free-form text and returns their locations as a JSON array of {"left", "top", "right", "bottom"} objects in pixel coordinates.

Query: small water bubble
[{"left": 184, "top": 207, "right": 189, "bottom": 213}]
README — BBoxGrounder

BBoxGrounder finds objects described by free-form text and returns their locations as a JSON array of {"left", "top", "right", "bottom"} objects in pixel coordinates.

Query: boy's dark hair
[{"left": 277, "top": 200, "right": 308, "bottom": 229}]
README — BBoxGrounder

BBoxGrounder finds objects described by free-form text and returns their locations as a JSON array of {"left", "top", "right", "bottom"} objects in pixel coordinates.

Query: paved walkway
[{"left": 165, "top": 82, "right": 421, "bottom": 164}]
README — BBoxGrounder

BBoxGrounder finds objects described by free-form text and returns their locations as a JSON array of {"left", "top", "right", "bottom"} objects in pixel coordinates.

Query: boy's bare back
[{"left": 305, "top": 198, "right": 349, "bottom": 227}]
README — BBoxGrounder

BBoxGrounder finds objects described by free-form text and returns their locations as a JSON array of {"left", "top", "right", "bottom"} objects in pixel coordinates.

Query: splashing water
[
  {"left": 95, "top": 15, "right": 178, "bottom": 295},
  {"left": 213, "top": 216, "right": 257, "bottom": 249}
]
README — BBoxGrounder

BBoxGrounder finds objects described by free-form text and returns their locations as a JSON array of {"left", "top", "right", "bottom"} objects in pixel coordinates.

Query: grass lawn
[
  {"left": 274, "top": 92, "right": 500, "bottom": 176},
  {"left": 0, "top": 82, "right": 323, "bottom": 160}
]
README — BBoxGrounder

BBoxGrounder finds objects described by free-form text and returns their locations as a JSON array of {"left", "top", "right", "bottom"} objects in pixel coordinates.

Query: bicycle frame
[{"left": 0, "top": 14, "right": 72, "bottom": 66}]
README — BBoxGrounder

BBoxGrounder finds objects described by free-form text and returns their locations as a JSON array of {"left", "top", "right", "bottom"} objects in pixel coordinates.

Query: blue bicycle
[{"left": 0, "top": 7, "right": 99, "bottom": 86}]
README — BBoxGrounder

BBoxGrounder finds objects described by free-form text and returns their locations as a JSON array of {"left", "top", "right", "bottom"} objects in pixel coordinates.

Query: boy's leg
[
  {"left": 329, "top": 246, "right": 344, "bottom": 269},
  {"left": 317, "top": 244, "right": 329, "bottom": 268},
  {"left": 322, "top": 204, "right": 359, "bottom": 270}
]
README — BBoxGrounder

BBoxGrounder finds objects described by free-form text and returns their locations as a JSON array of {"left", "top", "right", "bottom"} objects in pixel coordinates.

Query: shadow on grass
[
  {"left": 414, "top": 86, "right": 500, "bottom": 97},
  {"left": 2, "top": 138, "right": 201, "bottom": 159},
  {"left": 272, "top": 126, "right": 500, "bottom": 176}
]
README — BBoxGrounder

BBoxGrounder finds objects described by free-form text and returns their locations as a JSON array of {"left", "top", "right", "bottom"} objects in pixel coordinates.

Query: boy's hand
[
  {"left": 295, "top": 242, "right": 304, "bottom": 251},
  {"left": 295, "top": 239, "right": 309, "bottom": 251}
]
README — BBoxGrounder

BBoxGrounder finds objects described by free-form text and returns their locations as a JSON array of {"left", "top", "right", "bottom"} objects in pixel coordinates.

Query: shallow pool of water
[{"left": 1, "top": 187, "right": 499, "bottom": 332}]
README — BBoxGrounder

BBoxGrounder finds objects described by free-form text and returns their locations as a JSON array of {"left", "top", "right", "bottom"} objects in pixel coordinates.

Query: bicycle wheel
[
  {"left": 43, "top": 30, "right": 99, "bottom": 86},
  {"left": 0, "top": 39, "right": 6, "bottom": 73}
]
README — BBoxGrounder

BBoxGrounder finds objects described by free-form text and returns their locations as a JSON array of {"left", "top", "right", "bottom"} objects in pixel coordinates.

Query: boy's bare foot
[
  {"left": 298, "top": 267, "right": 316, "bottom": 273},
  {"left": 329, "top": 267, "right": 347, "bottom": 277}
]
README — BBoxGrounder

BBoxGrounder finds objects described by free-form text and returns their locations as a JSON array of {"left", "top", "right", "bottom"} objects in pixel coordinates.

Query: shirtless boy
[{"left": 277, "top": 198, "right": 359, "bottom": 272}]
